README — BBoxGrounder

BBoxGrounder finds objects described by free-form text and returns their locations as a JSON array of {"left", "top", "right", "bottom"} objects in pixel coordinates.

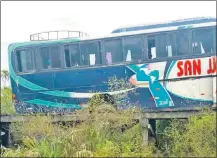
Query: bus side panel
[
  {"left": 53, "top": 68, "right": 106, "bottom": 90},
  {"left": 53, "top": 65, "right": 127, "bottom": 92},
  {"left": 127, "top": 56, "right": 214, "bottom": 110},
  {"left": 161, "top": 57, "right": 214, "bottom": 109},
  {"left": 165, "top": 78, "right": 213, "bottom": 108},
  {"left": 17, "top": 72, "right": 54, "bottom": 93},
  {"left": 51, "top": 65, "right": 128, "bottom": 107}
]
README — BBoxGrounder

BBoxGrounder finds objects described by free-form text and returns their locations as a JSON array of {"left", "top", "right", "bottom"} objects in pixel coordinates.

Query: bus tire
[
  {"left": 95, "top": 103, "right": 117, "bottom": 114},
  {"left": 88, "top": 94, "right": 116, "bottom": 112}
]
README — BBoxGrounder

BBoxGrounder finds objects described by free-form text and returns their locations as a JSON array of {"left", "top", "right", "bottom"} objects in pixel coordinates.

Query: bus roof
[
  {"left": 111, "top": 17, "right": 216, "bottom": 33},
  {"left": 8, "top": 17, "right": 216, "bottom": 52}
]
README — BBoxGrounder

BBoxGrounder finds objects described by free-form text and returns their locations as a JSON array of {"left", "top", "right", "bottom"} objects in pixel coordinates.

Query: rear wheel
[{"left": 88, "top": 94, "right": 117, "bottom": 113}]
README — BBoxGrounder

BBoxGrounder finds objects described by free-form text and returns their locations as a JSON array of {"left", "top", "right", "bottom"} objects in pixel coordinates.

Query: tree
[{"left": 1, "top": 69, "right": 10, "bottom": 88}]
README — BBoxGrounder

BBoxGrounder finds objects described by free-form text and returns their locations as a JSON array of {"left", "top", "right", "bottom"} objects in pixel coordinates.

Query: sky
[{"left": 1, "top": 1, "right": 216, "bottom": 70}]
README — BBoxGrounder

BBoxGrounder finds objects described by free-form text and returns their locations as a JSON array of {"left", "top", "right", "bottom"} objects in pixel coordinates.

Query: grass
[
  {"left": 2, "top": 107, "right": 215, "bottom": 157},
  {"left": 2, "top": 108, "right": 156, "bottom": 157}
]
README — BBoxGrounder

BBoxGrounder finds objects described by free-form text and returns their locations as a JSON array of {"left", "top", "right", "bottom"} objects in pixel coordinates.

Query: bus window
[
  {"left": 50, "top": 46, "right": 61, "bottom": 68},
  {"left": 80, "top": 42, "right": 100, "bottom": 66},
  {"left": 192, "top": 28, "right": 214, "bottom": 54},
  {"left": 16, "top": 49, "right": 34, "bottom": 72},
  {"left": 104, "top": 39, "right": 122, "bottom": 64},
  {"left": 148, "top": 36, "right": 155, "bottom": 59},
  {"left": 175, "top": 31, "right": 189, "bottom": 56},
  {"left": 166, "top": 34, "right": 176, "bottom": 57},
  {"left": 39, "top": 47, "right": 51, "bottom": 69},
  {"left": 64, "top": 44, "right": 80, "bottom": 67},
  {"left": 123, "top": 36, "right": 143, "bottom": 62},
  {"left": 64, "top": 46, "right": 71, "bottom": 67},
  {"left": 148, "top": 33, "right": 173, "bottom": 59}
]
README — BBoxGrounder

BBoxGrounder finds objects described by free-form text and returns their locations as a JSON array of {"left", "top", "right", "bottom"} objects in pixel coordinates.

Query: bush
[
  {"left": 156, "top": 109, "right": 216, "bottom": 157},
  {"left": 3, "top": 107, "right": 154, "bottom": 157}
]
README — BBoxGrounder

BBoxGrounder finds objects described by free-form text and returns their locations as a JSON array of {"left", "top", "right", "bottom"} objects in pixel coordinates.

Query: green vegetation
[
  {"left": 1, "top": 88, "right": 16, "bottom": 114},
  {"left": 1, "top": 108, "right": 155, "bottom": 157},
  {"left": 1, "top": 69, "right": 16, "bottom": 114},
  {"left": 1, "top": 70, "right": 216, "bottom": 157},
  {"left": 156, "top": 109, "right": 216, "bottom": 157}
]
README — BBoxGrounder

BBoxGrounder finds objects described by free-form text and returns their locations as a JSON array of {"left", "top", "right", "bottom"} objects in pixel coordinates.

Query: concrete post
[{"left": 140, "top": 117, "right": 149, "bottom": 146}]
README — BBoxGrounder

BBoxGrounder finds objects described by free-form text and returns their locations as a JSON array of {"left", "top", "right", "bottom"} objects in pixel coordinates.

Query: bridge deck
[
  {"left": 1, "top": 108, "right": 216, "bottom": 147},
  {"left": 1, "top": 108, "right": 215, "bottom": 123}
]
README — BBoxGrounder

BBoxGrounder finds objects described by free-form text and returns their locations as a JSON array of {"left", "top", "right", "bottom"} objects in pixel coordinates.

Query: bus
[{"left": 8, "top": 17, "right": 216, "bottom": 114}]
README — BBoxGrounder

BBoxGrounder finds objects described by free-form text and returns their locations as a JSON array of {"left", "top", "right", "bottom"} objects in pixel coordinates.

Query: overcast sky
[{"left": 1, "top": 1, "right": 216, "bottom": 70}]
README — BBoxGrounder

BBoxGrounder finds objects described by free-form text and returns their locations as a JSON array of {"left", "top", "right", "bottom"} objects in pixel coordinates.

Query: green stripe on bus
[{"left": 128, "top": 65, "right": 140, "bottom": 73}]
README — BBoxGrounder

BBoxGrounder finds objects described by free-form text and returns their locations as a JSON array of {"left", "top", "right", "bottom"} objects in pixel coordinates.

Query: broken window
[
  {"left": 192, "top": 28, "right": 214, "bottom": 54},
  {"left": 104, "top": 38, "right": 122, "bottom": 64},
  {"left": 16, "top": 49, "right": 35, "bottom": 72},
  {"left": 64, "top": 44, "right": 80, "bottom": 67},
  {"left": 80, "top": 41, "right": 100, "bottom": 66},
  {"left": 148, "top": 33, "right": 175, "bottom": 59},
  {"left": 175, "top": 31, "right": 190, "bottom": 56},
  {"left": 39, "top": 46, "right": 61, "bottom": 69},
  {"left": 123, "top": 36, "right": 143, "bottom": 62}
]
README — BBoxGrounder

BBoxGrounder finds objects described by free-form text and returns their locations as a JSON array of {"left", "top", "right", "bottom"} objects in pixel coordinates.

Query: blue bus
[{"left": 8, "top": 17, "right": 216, "bottom": 114}]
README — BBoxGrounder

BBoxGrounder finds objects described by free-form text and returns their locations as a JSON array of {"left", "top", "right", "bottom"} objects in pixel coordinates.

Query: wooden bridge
[{"left": 1, "top": 107, "right": 215, "bottom": 146}]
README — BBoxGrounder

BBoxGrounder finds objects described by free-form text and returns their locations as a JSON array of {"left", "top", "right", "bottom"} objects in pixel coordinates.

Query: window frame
[
  {"left": 37, "top": 44, "right": 62, "bottom": 71},
  {"left": 49, "top": 45, "right": 63, "bottom": 69},
  {"left": 146, "top": 32, "right": 176, "bottom": 60},
  {"left": 122, "top": 35, "right": 145, "bottom": 64},
  {"left": 102, "top": 37, "right": 123, "bottom": 65},
  {"left": 185, "top": 26, "right": 216, "bottom": 58},
  {"left": 63, "top": 42, "right": 81, "bottom": 68},
  {"left": 191, "top": 27, "right": 214, "bottom": 55},
  {"left": 14, "top": 47, "right": 36, "bottom": 74},
  {"left": 174, "top": 29, "right": 191, "bottom": 57},
  {"left": 79, "top": 40, "right": 101, "bottom": 67},
  {"left": 144, "top": 29, "right": 195, "bottom": 61}
]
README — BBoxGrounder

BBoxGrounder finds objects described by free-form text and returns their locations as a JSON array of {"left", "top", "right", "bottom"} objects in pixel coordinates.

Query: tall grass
[
  {"left": 3, "top": 108, "right": 215, "bottom": 157},
  {"left": 1, "top": 108, "right": 155, "bottom": 157}
]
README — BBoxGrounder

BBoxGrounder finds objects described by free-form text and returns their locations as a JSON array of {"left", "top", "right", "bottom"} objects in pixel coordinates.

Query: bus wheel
[
  {"left": 88, "top": 94, "right": 116, "bottom": 113},
  {"left": 95, "top": 103, "right": 117, "bottom": 114}
]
